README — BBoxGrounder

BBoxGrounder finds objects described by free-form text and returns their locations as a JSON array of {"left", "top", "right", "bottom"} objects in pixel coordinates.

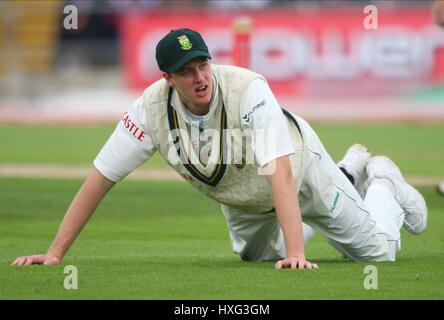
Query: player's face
[{"left": 164, "top": 58, "right": 213, "bottom": 115}]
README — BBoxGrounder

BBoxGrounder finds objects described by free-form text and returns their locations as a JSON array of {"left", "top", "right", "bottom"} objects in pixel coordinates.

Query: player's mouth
[{"left": 195, "top": 85, "right": 208, "bottom": 98}]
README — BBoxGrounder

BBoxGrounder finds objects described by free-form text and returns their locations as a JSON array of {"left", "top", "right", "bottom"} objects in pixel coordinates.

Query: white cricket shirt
[{"left": 94, "top": 78, "right": 294, "bottom": 182}]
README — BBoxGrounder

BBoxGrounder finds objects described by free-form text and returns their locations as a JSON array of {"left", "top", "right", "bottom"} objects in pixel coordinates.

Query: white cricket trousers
[{"left": 222, "top": 115, "right": 405, "bottom": 262}]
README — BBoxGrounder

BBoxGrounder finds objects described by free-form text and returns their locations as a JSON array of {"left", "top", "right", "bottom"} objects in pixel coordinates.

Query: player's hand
[
  {"left": 275, "top": 256, "right": 319, "bottom": 269},
  {"left": 11, "top": 254, "right": 60, "bottom": 266}
]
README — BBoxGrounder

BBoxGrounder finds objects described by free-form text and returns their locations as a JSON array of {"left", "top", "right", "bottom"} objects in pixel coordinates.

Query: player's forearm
[
  {"left": 272, "top": 176, "right": 305, "bottom": 258},
  {"left": 46, "top": 169, "right": 115, "bottom": 260},
  {"left": 265, "top": 157, "right": 305, "bottom": 258}
]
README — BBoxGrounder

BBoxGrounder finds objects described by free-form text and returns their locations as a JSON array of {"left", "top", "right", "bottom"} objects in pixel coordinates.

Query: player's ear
[{"left": 163, "top": 72, "right": 174, "bottom": 87}]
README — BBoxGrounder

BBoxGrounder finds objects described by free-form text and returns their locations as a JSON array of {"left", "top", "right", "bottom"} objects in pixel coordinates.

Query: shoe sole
[
  {"left": 338, "top": 144, "right": 371, "bottom": 198},
  {"left": 368, "top": 156, "right": 427, "bottom": 235}
]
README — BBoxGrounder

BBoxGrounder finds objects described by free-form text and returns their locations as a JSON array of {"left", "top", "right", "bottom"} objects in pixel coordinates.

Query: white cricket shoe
[
  {"left": 338, "top": 144, "right": 371, "bottom": 198},
  {"left": 366, "top": 156, "right": 428, "bottom": 235}
]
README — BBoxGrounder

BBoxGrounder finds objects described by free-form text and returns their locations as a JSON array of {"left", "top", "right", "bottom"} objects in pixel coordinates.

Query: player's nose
[{"left": 194, "top": 69, "right": 205, "bottom": 83}]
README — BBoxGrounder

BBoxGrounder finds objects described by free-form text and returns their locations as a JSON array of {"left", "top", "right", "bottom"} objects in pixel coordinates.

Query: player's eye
[
  {"left": 180, "top": 69, "right": 192, "bottom": 76},
  {"left": 199, "top": 62, "right": 208, "bottom": 70}
]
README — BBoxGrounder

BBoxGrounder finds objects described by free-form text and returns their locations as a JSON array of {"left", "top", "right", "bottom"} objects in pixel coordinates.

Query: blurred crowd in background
[
  {"left": 0, "top": 0, "right": 442, "bottom": 123},
  {"left": 0, "top": 0, "right": 433, "bottom": 72},
  {"left": 58, "top": 0, "right": 436, "bottom": 66}
]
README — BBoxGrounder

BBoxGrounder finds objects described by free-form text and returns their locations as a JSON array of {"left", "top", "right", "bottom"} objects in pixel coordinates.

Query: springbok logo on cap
[{"left": 177, "top": 35, "right": 192, "bottom": 50}]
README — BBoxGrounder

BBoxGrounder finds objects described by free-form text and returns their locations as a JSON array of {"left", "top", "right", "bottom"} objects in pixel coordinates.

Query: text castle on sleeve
[{"left": 121, "top": 112, "right": 146, "bottom": 142}]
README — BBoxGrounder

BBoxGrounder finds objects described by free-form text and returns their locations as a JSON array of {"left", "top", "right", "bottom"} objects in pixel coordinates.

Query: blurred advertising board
[{"left": 120, "top": 8, "right": 444, "bottom": 96}]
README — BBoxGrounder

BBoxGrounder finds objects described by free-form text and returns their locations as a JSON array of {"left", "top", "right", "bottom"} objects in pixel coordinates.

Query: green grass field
[
  {"left": 0, "top": 124, "right": 443, "bottom": 299},
  {"left": 1, "top": 123, "right": 443, "bottom": 175}
]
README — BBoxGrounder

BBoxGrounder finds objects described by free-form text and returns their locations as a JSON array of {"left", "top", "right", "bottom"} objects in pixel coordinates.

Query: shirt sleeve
[
  {"left": 240, "top": 79, "right": 294, "bottom": 167},
  {"left": 93, "top": 96, "right": 156, "bottom": 182}
]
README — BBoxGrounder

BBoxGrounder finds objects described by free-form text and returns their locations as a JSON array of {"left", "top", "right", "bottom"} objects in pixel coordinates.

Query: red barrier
[{"left": 119, "top": 8, "right": 444, "bottom": 96}]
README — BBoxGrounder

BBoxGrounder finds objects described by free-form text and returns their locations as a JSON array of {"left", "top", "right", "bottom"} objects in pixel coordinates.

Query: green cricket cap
[{"left": 156, "top": 28, "right": 212, "bottom": 73}]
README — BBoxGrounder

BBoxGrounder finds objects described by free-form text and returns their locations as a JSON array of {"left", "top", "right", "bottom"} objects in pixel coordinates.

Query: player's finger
[
  {"left": 16, "top": 257, "right": 27, "bottom": 266},
  {"left": 313, "top": 263, "right": 319, "bottom": 269},
  {"left": 275, "top": 260, "right": 283, "bottom": 269},
  {"left": 11, "top": 257, "right": 21, "bottom": 266},
  {"left": 24, "top": 258, "right": 34, "bottom": 265},
  {"left": 290, "top": 259, "right": 298, "bottom": 269}
]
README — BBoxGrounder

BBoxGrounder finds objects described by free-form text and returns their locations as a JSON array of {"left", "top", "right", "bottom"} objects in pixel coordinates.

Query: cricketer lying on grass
[{"left": 12, "top": 28, "right": 428, "bottom": 269}]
